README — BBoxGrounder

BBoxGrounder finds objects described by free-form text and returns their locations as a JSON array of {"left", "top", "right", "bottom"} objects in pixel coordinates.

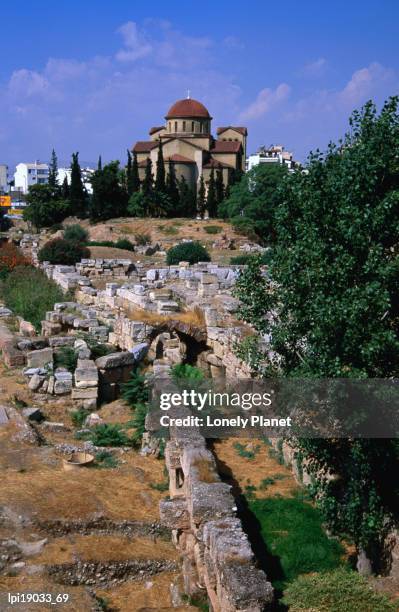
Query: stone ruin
[{"left": 156, "top": 406, "right": 274, "bottom": 611}]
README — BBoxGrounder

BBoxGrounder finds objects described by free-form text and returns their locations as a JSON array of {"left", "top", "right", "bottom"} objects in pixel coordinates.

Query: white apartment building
[
  {"left": 246, "top": 145, "right": 296, "bottom": 172},
  {"left": 57, "top": 167, "right": 94, "bottom": 194},
  {"left": 14, "top": 161, "right": 49, "bottom": 193}
]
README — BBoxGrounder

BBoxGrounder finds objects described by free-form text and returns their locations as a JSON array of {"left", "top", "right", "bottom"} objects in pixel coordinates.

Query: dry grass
[
  {"left": 213, "top": 438, "right": 299, "bottom": 498},
  {"left": 0, "top": 575, "right": 91, "bottom": 611},
  {"left": 123, "top": 304, "right": 205, "bottom": 328},
  {"left": 191, "top": 457, "right": 219, "bottom": 483},
  {"left": 28, "top": 534, "right": 178, "bottom": 565},
  {"left": 96, "top": 571, "right": 198, "bottom": 612},
  {"left": 88, "top": 246, "right": 136, "bottom": 261}
]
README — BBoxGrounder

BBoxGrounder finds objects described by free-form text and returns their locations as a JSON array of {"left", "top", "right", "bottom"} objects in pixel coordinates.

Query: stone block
[
  {"left": 71, "top": 387, "right": 98, "bottom": 400},
  {"left": 74, "top": 359, "right": 98, "bottom": 388},
  {"left": 95, "top": 351, "right": 136, "bottom": 370},
  {"left": 27, "top": 347, "right": 53, "bottom": 369}
]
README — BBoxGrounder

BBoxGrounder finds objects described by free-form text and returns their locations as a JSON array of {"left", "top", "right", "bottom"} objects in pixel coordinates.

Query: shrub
[
  {"left": 115, "top": 238, "right": 135, "bottom": 251},
  {"left": 95, "top": 450, "right": 119, "bottom": 469},
  {"left": 1, "top": 266, "right": 64, "bottom": 331},
  {"left": 282, "top": 567, "right": 397, "bottom": 611},
  {"left": 231, "top": 216, "right": 258, "bottom": 241},
  {"left": 121, "top": 369, "right": 149, "bottom": 407},
  {"left": 0, "top": 242, "right": 30, "bottom": 280},
  {"left": 171, "top": 364, "right": 204, "bottom": 381},
  {"left": 71, "top": 408, "right": 90, "bottom": 428},
  {"left": 90, "top": 423, "right": 131, "bottom": 447},
  {"left": 54, "top": 347, "right": 78, "bottom": 371},
  {"left": 63, "top": 224, "right": 88, "bottom": 243},
  {"left": 38, "top": 238, "right": 90, "bottom": 265},
  {"left": 166, "top": 241, "right": 210, "bottom": 265},
  {"left": 87, "top": 240, "right": 114, "bottom": 248},
  {"left": 134, "top": 233, "right": 151, "bottom": 245},
  {"left": 160, "top": 225, "right": 178, "bottom": 235},
  {"left": 204, "top": 225, "right": 222, "bottom": 234},
  {"left": 230, "top": 251, "right": 272, "bottom": 266},
  {"left": 130, "top": 403, "right": 148, "bottom": 446}
]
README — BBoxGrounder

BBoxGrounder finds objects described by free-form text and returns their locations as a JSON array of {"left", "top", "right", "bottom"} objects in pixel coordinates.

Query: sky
[{"left": 1, "top": 0, "right": 399, "bottom": 170}]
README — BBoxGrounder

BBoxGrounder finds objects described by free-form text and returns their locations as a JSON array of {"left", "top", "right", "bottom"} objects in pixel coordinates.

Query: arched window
[
  {"left": 192, "top": 121, "right": 194, "bottom": 132},
  {"left": 183, "top": 121, "right": 186, "bottom": 131},
  {"left": 175, "top": 121, "right": 178, "bottom": 132}
]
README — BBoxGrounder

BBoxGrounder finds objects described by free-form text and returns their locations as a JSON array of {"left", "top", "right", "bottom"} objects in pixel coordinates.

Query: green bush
[
  {"left": 63, "top": 224, "right": 88, "bottom": 243},
  {"left": 71, "top": 408, "right": 90, "bottom": 428},
  {"left": 231, "top": 216, "right": 258, "bottom": 241},
  {"left": 0, "top": 266, "right": 64, "bottom": 331},
  {"left": 166, "top": 241, "right": 210, "bottom": 265},
  {"left": 95, "top": 450, "right": 119, "bottom": 469},
  {"left": 87, "top": 239, "right": 134, "bottom": 251},
  {"left": 230, "top": 251, "right": 272, "bottom": 266},
  {"left": 129, "top": 403, "right": 148, "bottom": 446},
  {"left": 54, "top": 346, "right": 78, "bottom": 371},
  {"left": 134, "top": 233, "right": 151, "bottom": 245},
  {"left": 282, "top": 567, "right": 397, "bottom": 611},
  {"left": 121, "top": 369, "right": 149, "bottom": 407},
  {"left": 115, "top": 238, "right": 135, "bottom": 251},
  {"left": 38, "top": 238, "right": 90, "bottom": 265},
  {"left": 90, "top": 423, "right": 131, "bottom": 447},
  {"left": 171, "top": 364, "right": 204, "bottom": 381},
  {"left": 204, "top": 225, "right": 222, "bottom": 234}
]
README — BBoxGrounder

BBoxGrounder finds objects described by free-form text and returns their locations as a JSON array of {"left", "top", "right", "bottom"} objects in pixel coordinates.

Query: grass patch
[
  {"left": 233, "top": 442, "right": 261, "bottom": 460},
  {"left": 95, "top": 450, "right": 119, "bottom": 469},
  {"left": 87, "top": 239, "right": 135, "bottom": 251},
  {"left": 204, "top": 224, "right": 222, "bottom": 234},
  {"left": 149, "top": 481, "right": 169, "bottom": 492},
  {"left": 0, "top": 266, "right": 64, "bottom": 331},
  {"left": 158, "top": 225, "right": 178, "bottom": 235},
  {"left": 71, "top": 408, "right": 90, "bottom": 428},
  {"left": 282, "top": 566, "right": 397, "bottom": 611},
  {"left": 249, "top": 493, "right": 345, "bottom": 591}
]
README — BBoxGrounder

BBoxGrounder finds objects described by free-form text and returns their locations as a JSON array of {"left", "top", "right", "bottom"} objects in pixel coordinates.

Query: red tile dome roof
[{"left": 166, "top": 98, "right": 211, "bottom": 119}]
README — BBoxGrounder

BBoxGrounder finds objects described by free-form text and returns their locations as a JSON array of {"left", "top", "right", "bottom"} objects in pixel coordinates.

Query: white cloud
[
  {"left": 238, "top": 84, "right": 291, "bottom": 121},
  {"left": 300, "top": 57, "right": 327, "bottom": 78},
  {"left": 8, "top": 69, "right": 49, "bottom": 97},
  {"left": 338, "top": 62, "right": 395, "bottom": 106},
  {"left": 115, "top": 21, "right": 152, "bottom": 62}
]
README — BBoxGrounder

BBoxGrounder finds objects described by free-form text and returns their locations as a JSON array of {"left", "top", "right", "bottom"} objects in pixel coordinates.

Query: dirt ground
[{"left": 0, "top": 359, "right": 192, "bottom": 612}]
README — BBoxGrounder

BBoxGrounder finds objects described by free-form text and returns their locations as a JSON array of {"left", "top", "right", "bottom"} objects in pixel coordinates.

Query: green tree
[
  {"left": 127, "top": 192, "right": 148, "bottom": 217},
  {"left": 219, "top": 162, "right": 288, "bottom": 242},
  {"left": 155, "top": 139, "right": 166, "bottom": 193},
  {"left": 142, "top": 158, "right": 153, "bottom": 197},
  {"left": 197, "top": 175, "right": 206, "bottom": 219},
  {"left": 48, "top": 149, "right": 59, "bottom": 190},
  {"left": 206, "top": 168, "right": 217, "bottom": 218},
  {"left": 97, "top": 155, "right": 102, "bottom": 171},
  {"left": 215, "top": 167, "right": 224, "bottom": 205},
  {"left": 23, "top": 184, "right": 69, "bottom": 230},
  {"left": 131, "top": 151, "right": 140, "bottom": 193},
  {"left": 166, "top": 162, "right": 179, "bottom": 207},
  {"left": 61, "top": 175, "right": 69, "bottom": 199},
  {"left": 126, "top": 150, "right": 134, "bottom": 197},
  {"left": 233, "top": 97, "right": 399, "bottom": 568},
  {"left": 177, "top": 176, "right": 196, "bottom": 217},
  {"left": 69, "top": 152, "right": 87, "bottom": 217},
  {"left": 89, "top": 161, "right": 128, "bottom": 222}
]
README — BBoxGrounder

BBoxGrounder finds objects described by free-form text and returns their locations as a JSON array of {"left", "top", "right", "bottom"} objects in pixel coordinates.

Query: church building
[{"left": 132, "top": 96, "right": 247, "bottom": 192}]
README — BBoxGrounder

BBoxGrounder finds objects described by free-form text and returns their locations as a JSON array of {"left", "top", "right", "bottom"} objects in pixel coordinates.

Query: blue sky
[{"left": 1, "top": 0, "right": 398, "bottom": 169}]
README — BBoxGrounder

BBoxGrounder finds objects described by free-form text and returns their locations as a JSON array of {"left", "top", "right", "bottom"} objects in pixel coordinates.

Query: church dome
[{"left": 166, "top": 98, "right": 211, "bottom": 119}]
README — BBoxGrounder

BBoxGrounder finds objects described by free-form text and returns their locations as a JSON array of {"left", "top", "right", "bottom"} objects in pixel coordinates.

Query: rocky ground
[{"left": 0, "top": 360, "right": 195, "bottom": 612}]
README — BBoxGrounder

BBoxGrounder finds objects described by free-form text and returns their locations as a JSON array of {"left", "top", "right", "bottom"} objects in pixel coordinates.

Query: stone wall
[{"left": 158, "top": 412, "right": 274, "bottom": 611}]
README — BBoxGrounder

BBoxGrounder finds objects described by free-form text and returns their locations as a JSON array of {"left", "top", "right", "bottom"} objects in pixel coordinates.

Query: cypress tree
[
  {"left": 178, "top": 176, "right": 196, "bottom": 217},
  {"left": 166, "top": 162, "right": 179, "bottom": 207},
  {"left": 131, "top": 151, "right": 140, "bottom": 193},
  {"left": 61, "top": 175, "right": 70, "bottom": 199},
  {"left": 48, "top": 149, "right": 59, "bottom": 190},
  {"left": 216, "top": 167, "right": 224, "bottom": 205},
  {"left": 126, "top": 150, "right": 134, "bottom": 197},
  {"left": 155, "top": 139, "right": 166, "bottom": 193},
  {"left": 206, "top": 168, "right": 217, "bottom": 217},
  {"left": 142, "top": 158, "right": 153, "bottom": 197},
  {"left": 69, "top": 152, "right": 87, "bottom": 217},
  {"left": 197, "top": 175, "right": 206, "bottom": 219},
  {"left": 98, "top": 155, "right": 102, "bottom": 171}
]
